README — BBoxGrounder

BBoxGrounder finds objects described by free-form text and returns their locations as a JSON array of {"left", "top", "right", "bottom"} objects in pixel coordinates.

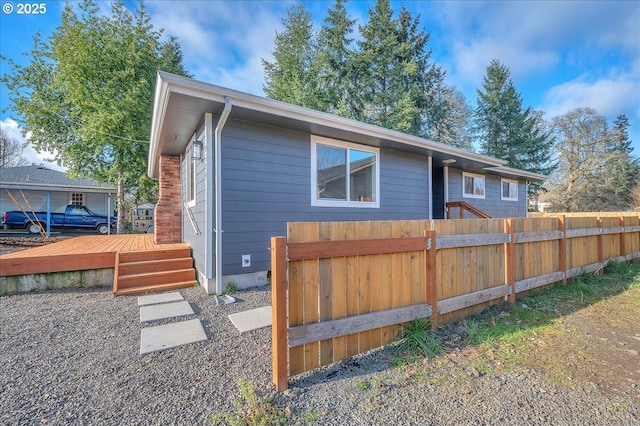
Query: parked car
[{"left": 2, "top": 205, "right": 116, "bottom": 234}]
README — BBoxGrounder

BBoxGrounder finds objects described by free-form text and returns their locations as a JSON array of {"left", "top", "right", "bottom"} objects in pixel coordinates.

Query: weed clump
[{"left": 396, "top": 318, "right": 445, "bottom": 360}]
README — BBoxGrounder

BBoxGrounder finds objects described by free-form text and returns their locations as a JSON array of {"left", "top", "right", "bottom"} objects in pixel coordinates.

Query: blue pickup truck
[{"left": 2, "top": 205, "right": 116, "bottom": 234}]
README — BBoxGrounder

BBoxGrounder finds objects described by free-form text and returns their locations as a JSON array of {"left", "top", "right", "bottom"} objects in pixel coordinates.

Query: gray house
[
  {"left": 148, "top": 72, "right": 546, "bottom": 295},
  {"left": 0, "top": 164, "right": 115, "bottom": 221}
]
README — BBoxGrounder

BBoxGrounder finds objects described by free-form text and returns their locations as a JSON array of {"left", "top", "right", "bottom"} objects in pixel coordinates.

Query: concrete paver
[
  {"left": 137, "top": 292, "right": 184, "bottom": 306},
  {"left": 228, "top": 306, "right": 272, "bottom": 333},
  {"left": 139, "top": 300, "right": 194, "bottom": 323},
  {"left": 140, "top": 318, "right": 207, "bottom": 355}
]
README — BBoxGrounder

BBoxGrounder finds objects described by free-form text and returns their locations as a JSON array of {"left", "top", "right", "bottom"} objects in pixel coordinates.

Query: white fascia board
[
  {"left": 0, "top": 182, "right": 116, "bottom": 192},
  {"left": 483, "top": 166, "right": 548, "bottom": 182},
  {"left": 150, "top": 72, "right": 509, "bottom": 176},
  {"left": 148, "top": 74, "right": 173, "bottom": 178}
]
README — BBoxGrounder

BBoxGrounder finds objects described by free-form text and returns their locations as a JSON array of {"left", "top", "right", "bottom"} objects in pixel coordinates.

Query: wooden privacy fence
[{"left": 270, "top": 214, "right": 640, "bottom": 391}]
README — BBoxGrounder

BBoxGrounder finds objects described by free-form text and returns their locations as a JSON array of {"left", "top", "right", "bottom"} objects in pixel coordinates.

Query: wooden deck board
[{"left": 0, "top": 235, "right": 190, "bottom": 277}]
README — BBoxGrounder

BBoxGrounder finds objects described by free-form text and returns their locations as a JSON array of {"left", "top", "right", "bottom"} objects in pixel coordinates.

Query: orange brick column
[{"left": 154, "top": 155, "right": 182, "bottom": 244}]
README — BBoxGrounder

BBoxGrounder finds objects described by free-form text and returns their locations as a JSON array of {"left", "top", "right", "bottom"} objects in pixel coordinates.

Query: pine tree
[
  {"left": 474, "top": 59, "right": 554, "bottom": 179},
  {"left": 315, "top": 0, "right": 356, "bottom": 116},
  {"left": 605, "top": 114, "right": 639, "bottom": 207},
  {"left": 262, "top": 5, "right": 320, "bottom": 109}
]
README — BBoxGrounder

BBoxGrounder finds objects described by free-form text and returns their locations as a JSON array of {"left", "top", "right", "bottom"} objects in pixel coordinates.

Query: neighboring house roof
[
  {"left": 149, "top": 71, "right": 547, "bottom": 182},
  {"left": 0, "top": 165, "right": 116, "bottom": 193}
]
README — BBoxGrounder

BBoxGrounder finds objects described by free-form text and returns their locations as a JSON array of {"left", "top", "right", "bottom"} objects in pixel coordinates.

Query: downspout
[
  {"left": 443, "top": 165, "right": 449, "bottom": 216},
  {"left": 214, "top": 97, "right": 232, "bottom": 295},
  {"left": 427, "top": 156, "right": 433, "bottom": 220}
]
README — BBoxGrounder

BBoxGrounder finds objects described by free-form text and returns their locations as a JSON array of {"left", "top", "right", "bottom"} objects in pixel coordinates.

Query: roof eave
[
  {"left": 0, "top": 181, "right": 116, "bottom": 192},
  {"left": 483, "top": 166, "right": 548, "bottom": 182},
  {"left": 149, "top": 72, "right": 512, "bottom": 177}
]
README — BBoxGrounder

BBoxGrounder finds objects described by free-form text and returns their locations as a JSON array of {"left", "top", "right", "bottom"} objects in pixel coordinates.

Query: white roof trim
[
  {"left": 483, "top": 166, "right": 547, "bottom": 181},
  {"left": 0, "top": 182, "right": 116, "bottom": 192}
]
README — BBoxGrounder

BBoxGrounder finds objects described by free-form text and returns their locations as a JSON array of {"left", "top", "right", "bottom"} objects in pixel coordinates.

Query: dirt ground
[{"left": 515, "top": 284, "right": 640, "bottom": 401}]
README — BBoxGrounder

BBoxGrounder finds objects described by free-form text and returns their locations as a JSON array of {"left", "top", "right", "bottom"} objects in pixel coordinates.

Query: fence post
[
  {"left": 426, "top": 230, "right": 438, "bottom": 328},
  {"left": 619, "top": 216, "right": 626, "bottom": 260},
  {"left": 271, "top": 236, "right": 288, "bottom": 392},
  {"left": 558, "top": 215, "right": 567, "bottom": 284},
  {"left": 596, "top": 217, "right": 604, "bottom": 275},
  {"left": 504, "top": 219, "right": 516, "bottom": 303}
]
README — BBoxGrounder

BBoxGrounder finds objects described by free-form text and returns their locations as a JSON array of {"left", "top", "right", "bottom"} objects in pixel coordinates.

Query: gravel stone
[{"left": 1, "top": 286, "right": 639, "bottom": 425}]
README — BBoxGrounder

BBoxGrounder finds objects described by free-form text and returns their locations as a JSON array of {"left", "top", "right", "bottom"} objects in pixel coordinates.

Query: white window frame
[
  {"left": 501, "top": 178, "right": 519, "bottom": 201},
  {"left": 311, "top": 135, "right": 380, "bottom": 208},
  {"left": 70, "top": 193, "right": 85, "bottom": 206},
  {"left": 186, "top": 138, "right": 197, "bottom": 208},
  {"left": 462, "top": 172, "right": 485, "bottom": 199}
]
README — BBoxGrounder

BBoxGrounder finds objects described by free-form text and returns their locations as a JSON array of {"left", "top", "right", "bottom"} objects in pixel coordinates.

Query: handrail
[
  {"left": 183, "top": 201, "right": 201, "bottom": 235},
  {"left": 445, "top": 201, "right": 492, "bottom": 219}
]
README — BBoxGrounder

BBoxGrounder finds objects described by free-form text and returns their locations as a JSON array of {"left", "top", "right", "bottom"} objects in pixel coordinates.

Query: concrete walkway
[{"left": 138, "top": 292, "right": 207, "bottom": 355}]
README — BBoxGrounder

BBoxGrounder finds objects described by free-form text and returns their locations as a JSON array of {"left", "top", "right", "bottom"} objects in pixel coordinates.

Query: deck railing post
[
  {"left": 504, "top": 219, "right": 516, "bottom": 303},
  {"left": 271, "top": 236, "right": 288, "bottom": 392},
  {"left": 558, "top": 215, "right": 567, "bottom": 284}
]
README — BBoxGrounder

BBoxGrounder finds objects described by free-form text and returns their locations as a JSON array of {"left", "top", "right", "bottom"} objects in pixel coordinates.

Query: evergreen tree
[
  {"left": 352, "top": 0, "right": 442, "bottom": 136},
  {"left": 605, "top": 114, "right": 639, "bottom": 206},
  {"left": 474, "top": 59, "right": 554, "bottom": 181},
  {"left": 262, "top": 5, "right": 321, "bottom": 109},
  {"left": 315, "top": 0, "right": 356, "bottom": 116},
  {"left": 263, "top": 0, "right": 466, "bottom": 148},
  {"left": 2, "top": 0, "right": 190, "bottom": 232}
]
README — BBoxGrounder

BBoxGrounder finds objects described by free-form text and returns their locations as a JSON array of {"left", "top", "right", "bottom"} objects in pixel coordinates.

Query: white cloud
[
  {"left": 541, "top": 75, "right": 639, "bottom": 120},
  {"left": 1, "top": 118, "right": 65, "bottom": 172},
  {"left": 147, "top": 1, "right": 287, "bottom": 95}
]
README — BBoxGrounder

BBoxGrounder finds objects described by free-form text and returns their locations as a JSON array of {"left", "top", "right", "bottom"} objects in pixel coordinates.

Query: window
[
  {"left": 71, "top": 193, "right": 85, "bottom": 206},
  {"left": 462, "top": 172, "right": 485, "bottom": 199},
  {"left": 501, "top": 179, "right": 518, "bottom": 201},
  {"left": 311, "top": 136, "right": 379, "bottom": 208}
]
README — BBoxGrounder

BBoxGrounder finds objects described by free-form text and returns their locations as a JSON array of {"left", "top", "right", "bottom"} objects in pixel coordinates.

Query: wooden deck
[{"left": 0, "top": 235, "right": 191, "bottom": 277}]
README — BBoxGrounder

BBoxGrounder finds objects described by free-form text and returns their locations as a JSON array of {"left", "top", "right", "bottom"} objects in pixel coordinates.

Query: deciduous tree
[
  {"left": 547, "top": 108, "right": 637, "bottom": 211},
  {"left": 2, "top": 0, "right": 190, "bottom": 232},
  {"left": 0, "top": 128, "right": 29, "bottom": 168}
]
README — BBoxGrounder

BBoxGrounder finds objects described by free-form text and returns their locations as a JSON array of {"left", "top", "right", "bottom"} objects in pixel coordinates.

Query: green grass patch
[
  {"left": 225, "top": 281, "right": 239, "bottom": 294},
  {"left": 211, "top": 378, "right": 289, "bottom": 426},
  {"left": 211, "top": 379, "right": 322, "bottom": 426},
  {"left": 458, "top": 260, "right": 640, "bottom": 357}
]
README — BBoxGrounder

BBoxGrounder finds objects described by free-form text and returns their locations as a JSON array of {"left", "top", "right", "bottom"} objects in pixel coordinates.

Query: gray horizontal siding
[
  {"left": 221, "top": 119, "right": 430, "bottom": 275},
  {"left": 447, "top": 168, "right": 526, "bottom": 218},
  {"left": 182, "top": 150, "right": 209, "bottom": 275}
]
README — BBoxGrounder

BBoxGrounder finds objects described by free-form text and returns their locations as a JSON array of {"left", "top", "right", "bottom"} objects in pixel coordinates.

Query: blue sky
[{"left": 1, "top": 0, "right": 639, "bottom": 171}]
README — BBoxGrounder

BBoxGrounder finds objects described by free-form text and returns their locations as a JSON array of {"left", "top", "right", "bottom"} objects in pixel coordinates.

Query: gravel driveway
[{"left": 1, "top": 286, "right": 638, "bottom": 425}]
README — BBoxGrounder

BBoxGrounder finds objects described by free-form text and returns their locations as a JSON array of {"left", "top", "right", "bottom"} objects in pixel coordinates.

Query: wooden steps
[{"left": 114, "top": 247, "right": 197, "bottom": 296}]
